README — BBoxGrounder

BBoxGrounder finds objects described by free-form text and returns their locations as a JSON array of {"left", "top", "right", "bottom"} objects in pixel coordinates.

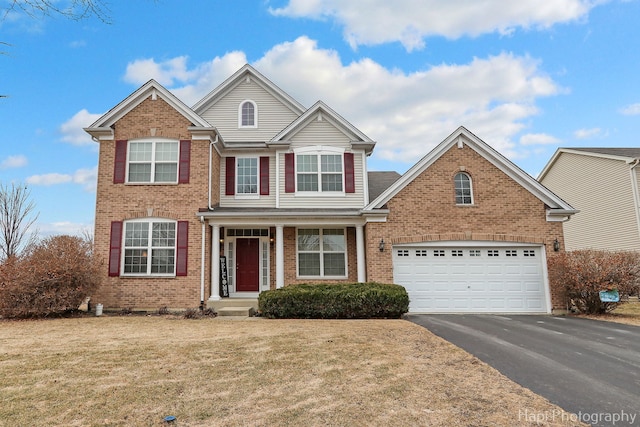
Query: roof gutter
[{"left": 546, "top": 208, "right": 579, "bottom": 222}]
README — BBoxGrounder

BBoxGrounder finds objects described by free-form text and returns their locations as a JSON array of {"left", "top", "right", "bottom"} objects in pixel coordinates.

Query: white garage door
[{"left": 393, "top": 244, "right": 549, "bottom": 313}]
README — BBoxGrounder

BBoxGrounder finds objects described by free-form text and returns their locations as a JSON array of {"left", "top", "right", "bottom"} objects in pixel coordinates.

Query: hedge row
[{"left": 258, "top": 282, "right": 409, "bottom": 319}]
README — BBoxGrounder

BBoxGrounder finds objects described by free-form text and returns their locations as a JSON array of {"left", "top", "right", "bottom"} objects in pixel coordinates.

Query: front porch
[{"left": 197, "top": 209, "right": 386, "bottom": 305}]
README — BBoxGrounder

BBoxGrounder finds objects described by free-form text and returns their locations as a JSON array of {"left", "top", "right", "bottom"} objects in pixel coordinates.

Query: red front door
[{"left": 235, "top": 238, "right": 260, "bottom": 292}]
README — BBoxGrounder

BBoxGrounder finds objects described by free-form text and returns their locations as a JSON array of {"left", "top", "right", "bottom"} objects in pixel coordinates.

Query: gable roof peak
[
  {"left": 538, "top": 147, "right": 640, "bottom": 181},
  {"left": 365, "top": 126, "right": 576, "bottom": 217},
  {"left": 269, "top": 99, "right": 376, "bottom": 154},
  {"left": 192, "top": 63, "right": 306, "bottom": 115},
  {"left": 85, "top": 79, "right": 214, "bottom": 140}
]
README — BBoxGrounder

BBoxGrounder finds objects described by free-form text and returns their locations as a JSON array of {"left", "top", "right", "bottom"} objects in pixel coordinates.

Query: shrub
[
  {"left": 182, "top": 307, "right": 217, "bottom": 319},
  {"left": 547, "top": 250, "right": 640, "bottom": 314},
  {"left": 258, "top": 282, "right": 409, "bottom": 319},
  {"left": 0, "top": 235, "right": 101, "bottom": 319}
]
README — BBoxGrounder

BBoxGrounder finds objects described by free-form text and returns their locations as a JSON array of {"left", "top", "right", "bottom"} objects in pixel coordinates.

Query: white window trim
[
  {"left": 121, "top": 218, "right": 177, "bottom": 277},
  {"left": 294, "top": 146, "right": 346, "bottom": 196},
  {"left": 296, "top": 227, "right": 348, "bottom": 279},
  {"left": 126, "top": 138, "right": 179, "bottom": 184},
  {"left": 238, "top": 99, "right": 258, "bottom": 129},
  {"left": 454, "top": 172, "right": 474, "bottom": 205},
  {"left": 235, "top": 156, "right": 260, "bottom": 200}
]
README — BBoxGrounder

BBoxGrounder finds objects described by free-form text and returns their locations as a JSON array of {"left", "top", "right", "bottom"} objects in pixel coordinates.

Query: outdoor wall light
[
  {"left": 553, "top": 238, "right": 560, "bottom": 252},
  {"left": 269, "top": 236, "right": 275, "bottom": 245},
  {"left": 379, "top": 238, "right": 385, "bottom": 252}
]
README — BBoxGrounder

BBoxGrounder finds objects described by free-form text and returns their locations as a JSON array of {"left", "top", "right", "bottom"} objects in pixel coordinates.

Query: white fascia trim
[
  {"left": 365, "top": 126, "right": 575, "bottom": 212},
  {"left": 203, "top": 217, "right": 368, "bottom": 227},
  {"left": 271, "top": 101, "right": 374, "bottom": 148},
  {"left": 87, "top": 80, "right": 211, "bottom": 132},
  {"left": 546, "top": 208, "right": 579, "bottom": 222},
  {"left": 84, "top": 126, "right": 114, "bottom": 141},
  {"left": 188, "top": 126, "right": 220, "bottom": 142}
]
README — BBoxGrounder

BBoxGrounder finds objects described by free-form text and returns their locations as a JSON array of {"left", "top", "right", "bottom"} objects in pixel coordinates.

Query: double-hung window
[
  {"left": 297, "top": 228, "right": 346, "bottom": 277},
  {"left": 123, "top": 220, "right": 176, "bottom": 275},
  {"left": 128, "top": 140, "right": 179, "bottom": 183},
  {"left": 236, "top": 157, "right": 258, "bottom": 194},
  {"left": 296, "top": 153, "right": 343, "bottom": 192}
]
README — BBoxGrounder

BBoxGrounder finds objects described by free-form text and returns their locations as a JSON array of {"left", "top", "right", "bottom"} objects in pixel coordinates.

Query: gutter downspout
[
  {"left": 202, "top": 133, "right": 219, "bottom": 308},
  {"left": 628, "top": 158, "right": 640, "bottom": 246},
  {"left": 208, "top": 134, "right": 219, "bottom": 210},
  {"left": 200, "top": 216, "right": 206, "bottom": 310}
]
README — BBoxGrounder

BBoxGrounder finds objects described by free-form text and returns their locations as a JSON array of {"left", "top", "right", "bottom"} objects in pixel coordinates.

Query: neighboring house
[
  {"left": 539, "top": 148, "right": 640, "bottom": 251},
  {"left": 85, "top": 64, "right": 576, "bottom": 314}
]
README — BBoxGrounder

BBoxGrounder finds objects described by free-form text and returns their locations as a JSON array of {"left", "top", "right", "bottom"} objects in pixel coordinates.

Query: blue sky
[{"left": 1, "top": 0, "right": 640, "bottom": 237}]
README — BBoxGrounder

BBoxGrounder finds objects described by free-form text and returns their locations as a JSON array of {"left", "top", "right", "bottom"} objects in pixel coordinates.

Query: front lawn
[
  {"left": 579, "top": 300, "right": 640, "bottom": 326},
  {"left": 0, "top": 316, "right": 583, "bottom": 426}
]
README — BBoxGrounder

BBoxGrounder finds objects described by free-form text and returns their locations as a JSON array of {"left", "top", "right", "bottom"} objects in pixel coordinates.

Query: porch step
[{"left": 216, "top": 306, "right": 255, "bottom": 317}]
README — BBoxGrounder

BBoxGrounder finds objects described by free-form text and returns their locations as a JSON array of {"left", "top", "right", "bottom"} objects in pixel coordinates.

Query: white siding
[
  {"left": 277, "top": 118, "right": 367, "bottom": 209},
  {"left": 220, "top": 155, "right": 276, "bottom": 208},
  {"left": 277, "top": 149, "right": 367, "bottom": 209},
  {"left": 199, "top": 79, "right": 300, "bottom": 142},
  {"left": 541, "top": 153, "right": 640, "bottom": 251}
]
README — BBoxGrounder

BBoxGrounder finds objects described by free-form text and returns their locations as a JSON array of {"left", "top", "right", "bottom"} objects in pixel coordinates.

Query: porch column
[
  {"left": 209, "top": 224, "right": 221, "bottom": 301},
  {"left": 275, "top": 225, "right": 284, "bottom": 289},
  {"left": 356, "top": 225, "right": 366, "bottom": 283}
]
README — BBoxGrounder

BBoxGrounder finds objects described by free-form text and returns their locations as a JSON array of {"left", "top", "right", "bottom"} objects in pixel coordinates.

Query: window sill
[
  {"left": 297, "top": 275, "right": 348, "bottom": 280},
  {"left": 294, "top": 192, "right": 346, "bottom": 197},
  {"left": 234, "top": 194, "right": 260, "bottom": 200},
  {"left": 125, "top": 182, "right": 179, "bottom": 186},
  {"left": 120, "top": 274, "right": 177, "bottom": 278}
]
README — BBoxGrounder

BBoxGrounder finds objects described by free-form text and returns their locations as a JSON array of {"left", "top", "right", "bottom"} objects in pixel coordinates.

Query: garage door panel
[{"left": 394, "top": 245, "right": 548, "bottom": 313}]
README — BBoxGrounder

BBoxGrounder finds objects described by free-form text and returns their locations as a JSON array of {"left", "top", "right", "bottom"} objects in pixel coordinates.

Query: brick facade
[
  {"left": 91, "top": 68, "right": 572, "bottom": 313},
  {"left": 93, "top": 97, "right": 218, "bottom": 309},
  {"left": 364, "top": 143, "right": 567, "bottom": 310}
]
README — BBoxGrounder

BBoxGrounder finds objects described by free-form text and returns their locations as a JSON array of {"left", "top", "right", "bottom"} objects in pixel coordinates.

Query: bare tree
[
  {"left": 0, "top": 182, "right": 39, "bottom": 260},
  {"left": 2, "top": 0, "right": 112, "bottom": 23}
]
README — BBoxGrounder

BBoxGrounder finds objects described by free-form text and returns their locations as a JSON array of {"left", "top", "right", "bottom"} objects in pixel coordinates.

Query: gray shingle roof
[
  {"left": 568, "top": 148, "right": 640, "bottom": 158},
  {"left": 368, "top": 171, "right": 401, "bottom": 202}
]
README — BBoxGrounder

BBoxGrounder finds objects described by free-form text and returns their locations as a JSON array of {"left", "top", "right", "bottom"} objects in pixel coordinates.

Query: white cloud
[
  {"left": 26, "top": 166, "right": 97, "bottom": 192},
  {"left": 573, "top": 127, "right": 603, "bottom": 139},
  {"left": 123, "top": 36, "right": 561, "bottom": 163},
  {"left": 269, "top": 0, "right": 604, "bottom": 51},
  {"left": 620, "top": 103, "right": 640, "bottom": 115},
  {"left": 59, "top": 109, "right": 103, "bottom": 146},
  {"left": 36, "top": 221, "right": 94, "bottom": 238},
  {"left": 519, "top": 133, "right": 561, "bottom": 145},
  {"left": 0, "top": 155, "right": 28, "bottom": 169},
  {"left": 123, "top": 51, "right": 248, "bottom": 105}
]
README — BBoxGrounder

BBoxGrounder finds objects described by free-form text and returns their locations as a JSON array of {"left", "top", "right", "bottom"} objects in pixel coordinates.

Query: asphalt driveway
[{"left": 406, "top": 314, "right": 640, "bottom": 427}]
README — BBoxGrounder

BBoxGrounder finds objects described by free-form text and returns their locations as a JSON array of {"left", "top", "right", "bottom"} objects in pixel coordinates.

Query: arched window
[
  {"left": 239, "top": 100, "right": 257, "bottom": 128},
  {"left": 454, "top": 172, "right": 473, "bottom": 205}
]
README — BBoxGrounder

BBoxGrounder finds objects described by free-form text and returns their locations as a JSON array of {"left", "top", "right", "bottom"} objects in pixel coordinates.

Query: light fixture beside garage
[
  {"left": 553, "top": 238, "right": 560, "bottom": 252},
  {"left": 379, "top": 239, "right": 385, "bottom": 252}
]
